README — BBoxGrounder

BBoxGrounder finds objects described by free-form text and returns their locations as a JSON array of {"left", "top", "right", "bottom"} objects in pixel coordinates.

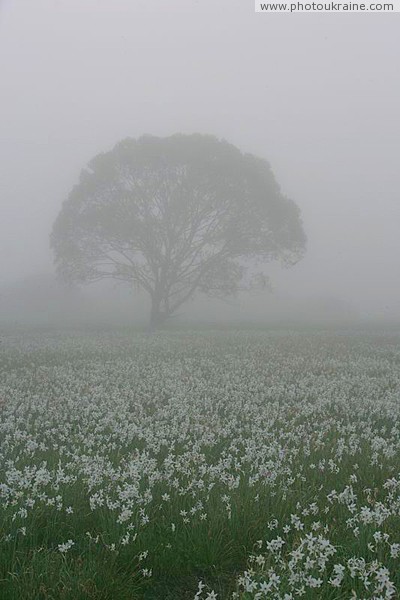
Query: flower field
[{"left": 1, "top": 330, "right": 400, "bottom": 599}]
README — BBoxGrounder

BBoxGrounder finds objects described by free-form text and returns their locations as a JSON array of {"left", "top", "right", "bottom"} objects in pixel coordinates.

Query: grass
[{"left": 1, "top": 329, "right": 400, "bottom": 598}]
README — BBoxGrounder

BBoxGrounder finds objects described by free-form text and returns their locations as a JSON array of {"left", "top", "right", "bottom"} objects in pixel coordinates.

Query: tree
[{"left": 51, "top": 134, "right": 306, "bottom": 329}]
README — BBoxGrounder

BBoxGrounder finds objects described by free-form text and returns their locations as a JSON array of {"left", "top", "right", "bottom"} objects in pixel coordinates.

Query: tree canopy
[{"left": 51, "top": 134, "right": 306, "bottom": 328}]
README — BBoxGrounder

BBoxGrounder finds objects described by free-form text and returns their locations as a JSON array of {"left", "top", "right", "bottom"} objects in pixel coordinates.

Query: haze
[{"left": 1, "top": 0, "right": 400, "bottom": 325}]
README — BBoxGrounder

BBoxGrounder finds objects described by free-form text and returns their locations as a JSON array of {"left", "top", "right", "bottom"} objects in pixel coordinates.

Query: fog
[
  {"left": 1, "top": 0, "right": 400, "bottom": 326},
  {"left": 2, "top": 6, "right": 400, "bottom": 594}
]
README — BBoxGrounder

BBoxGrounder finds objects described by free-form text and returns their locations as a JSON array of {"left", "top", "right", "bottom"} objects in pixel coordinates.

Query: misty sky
[{"left": 1, "top": 0, "right": 400, "bottom": 318}]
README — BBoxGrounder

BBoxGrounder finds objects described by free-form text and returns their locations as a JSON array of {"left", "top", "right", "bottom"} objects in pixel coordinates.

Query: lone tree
[{"left": 51, "top": 134, "right": 306, "bottom": 329}]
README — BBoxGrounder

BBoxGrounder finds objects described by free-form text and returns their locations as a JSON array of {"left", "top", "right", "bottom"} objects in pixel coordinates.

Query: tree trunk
[{"left": 148, "top": 298, "right": 167, "bottom": 332}]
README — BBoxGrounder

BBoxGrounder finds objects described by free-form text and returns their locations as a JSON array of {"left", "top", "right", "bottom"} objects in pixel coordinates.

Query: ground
[{"left": 0, "top": 329, "right": 399, "bottom": 599}]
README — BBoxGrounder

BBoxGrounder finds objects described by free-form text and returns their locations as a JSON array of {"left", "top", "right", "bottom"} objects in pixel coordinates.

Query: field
[{"left": 1, "top": 329, "right": 400, "bottom": 599}]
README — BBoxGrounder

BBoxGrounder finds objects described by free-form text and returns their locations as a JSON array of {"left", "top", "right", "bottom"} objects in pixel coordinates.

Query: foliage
[{"left": 51, "top": 135, "right": 306, "bottom": 327}]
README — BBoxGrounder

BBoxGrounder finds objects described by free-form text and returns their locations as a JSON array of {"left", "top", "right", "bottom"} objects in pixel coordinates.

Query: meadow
[{"left": 0, "top": 329, "right": 399, "bottom": 599}]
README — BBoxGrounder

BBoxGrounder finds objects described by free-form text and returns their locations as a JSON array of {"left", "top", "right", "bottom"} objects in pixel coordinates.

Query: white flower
[
  {"left": 58, "top": 539, "right": 74, "bottom": 553},
  {"left": 390, "top": 543, "right": 400, "bottom": 558}
]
